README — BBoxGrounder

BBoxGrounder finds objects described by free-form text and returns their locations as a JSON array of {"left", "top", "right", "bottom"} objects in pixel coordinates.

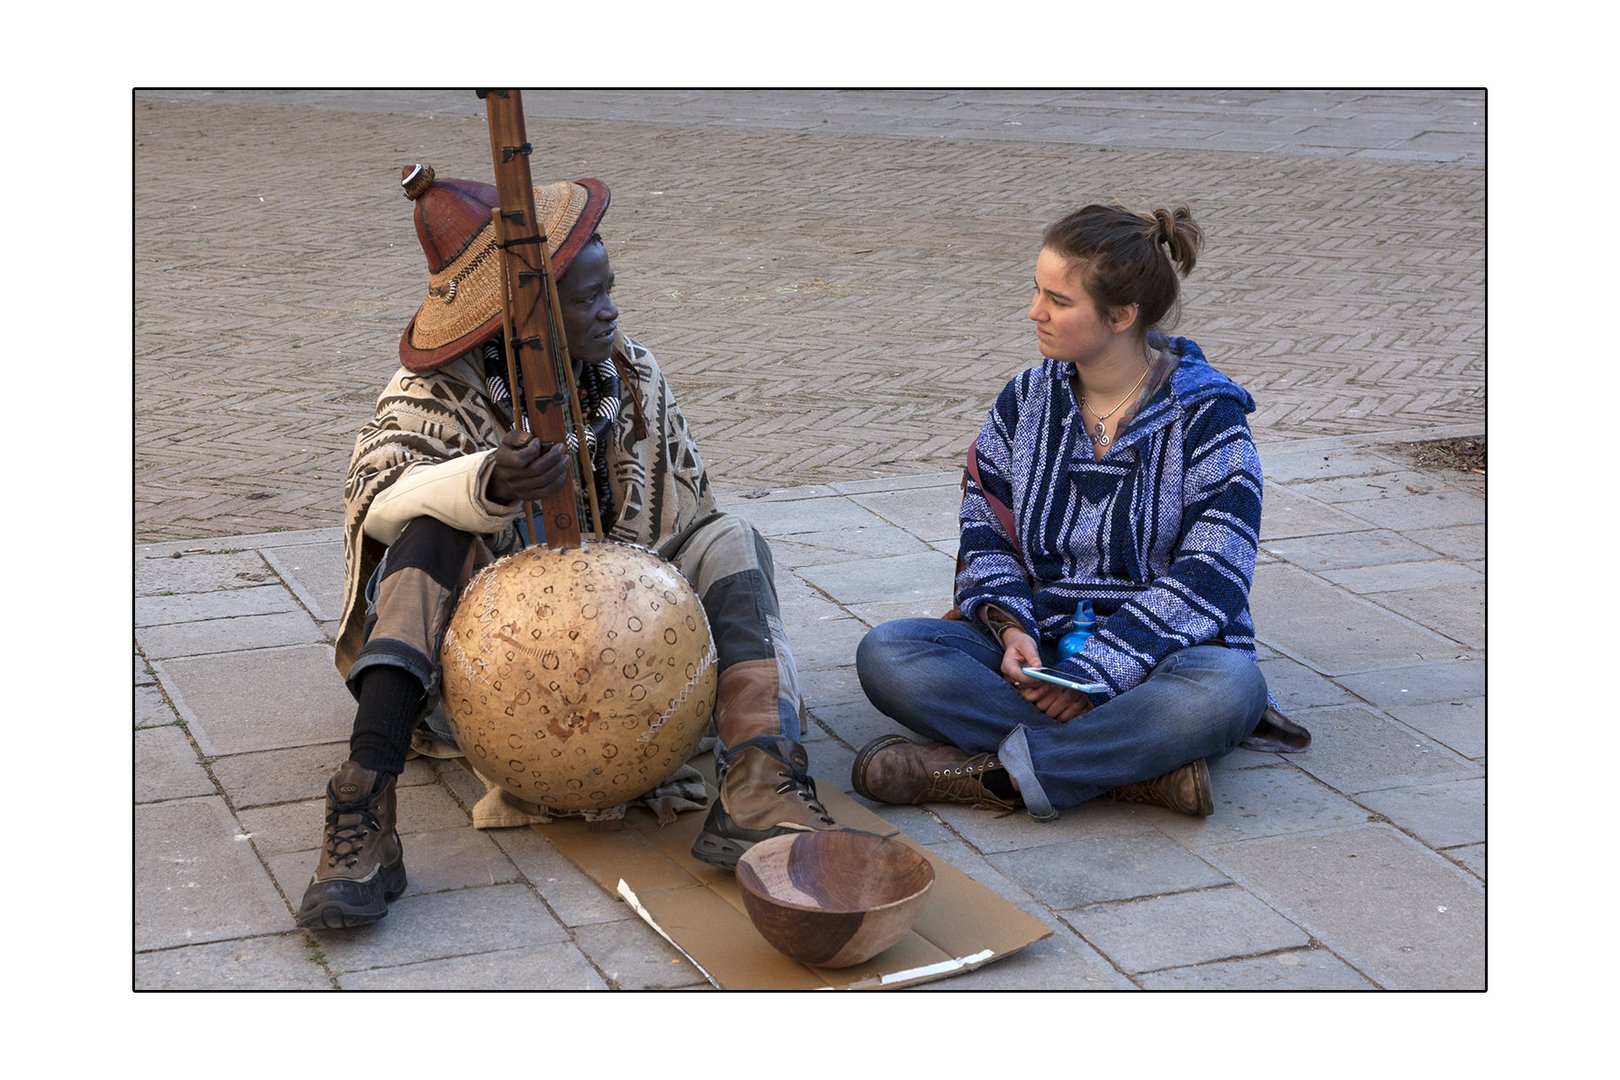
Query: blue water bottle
[{"left": 1056, "top": 600, "right": 1095, "bottom": 660}]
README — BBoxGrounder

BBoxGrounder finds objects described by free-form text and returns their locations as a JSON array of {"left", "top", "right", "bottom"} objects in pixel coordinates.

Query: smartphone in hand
[{"left": 1021, "top": 667, "right": 1106, "bottom": 694}]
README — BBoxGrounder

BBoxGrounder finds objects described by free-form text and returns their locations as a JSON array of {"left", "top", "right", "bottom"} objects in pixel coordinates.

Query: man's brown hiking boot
[
  {"left": 850, "top": 734, "right": 1021, "bottom": 812},
  {"left": 295, "top": 761, "right": 407, "bottom": 929},
  {"left": 691, "top": 737, "right": 837, "bottom": 869},
  {"left": 1102, "top": 759, "right": 1214, "bottom": 817}
]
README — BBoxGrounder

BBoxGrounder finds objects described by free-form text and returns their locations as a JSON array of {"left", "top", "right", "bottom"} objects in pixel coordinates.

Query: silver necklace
[{"left": 1079, "top": 364, "right": 1151, "bottom": 447}]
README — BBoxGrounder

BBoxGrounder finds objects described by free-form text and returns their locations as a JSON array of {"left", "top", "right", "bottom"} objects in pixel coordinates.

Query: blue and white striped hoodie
[{"left": 956, "top": 334, "right": 1263, "bottom": 702}]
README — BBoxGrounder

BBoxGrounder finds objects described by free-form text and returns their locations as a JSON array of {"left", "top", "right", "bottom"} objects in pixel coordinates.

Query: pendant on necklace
[{"left": 1093, "top": 420, "right": 1109, "bottom": 447}]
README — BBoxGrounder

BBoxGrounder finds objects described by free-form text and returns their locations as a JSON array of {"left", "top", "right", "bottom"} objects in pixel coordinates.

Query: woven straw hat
[{"left": 397, "top": 163, "right": 611, "bottom": 372}]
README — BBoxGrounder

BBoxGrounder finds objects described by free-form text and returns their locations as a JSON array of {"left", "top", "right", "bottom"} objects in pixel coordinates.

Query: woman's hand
[
  {"left": 1022, "top": 682, "right": 1092, "bottom": 723},
  {"left": 1000, "top": 627, "right": 1093, "bottom": 723}
]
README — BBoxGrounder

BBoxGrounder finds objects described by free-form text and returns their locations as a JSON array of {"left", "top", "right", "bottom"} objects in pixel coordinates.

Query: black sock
[{"left": 348, "top": 667, "right": 426, "bottom": 777}]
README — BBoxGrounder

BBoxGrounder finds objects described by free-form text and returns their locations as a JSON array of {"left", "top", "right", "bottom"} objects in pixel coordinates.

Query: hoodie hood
[{"left": 1153, "top": 333, "right": 1256, "bottom": 414}]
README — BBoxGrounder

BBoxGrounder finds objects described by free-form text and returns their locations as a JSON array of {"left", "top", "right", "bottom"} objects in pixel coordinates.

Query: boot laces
[
  {"left": 1106, "top": 770, "right": 1177, "bottom": 805},
  {"left": 775, "top": 770, "right": 836, "bottom": 827},
  {"left": 323, "top": 804, "right": 380, "bottom": 868},
  {"left": 928, "top": 757, "right": 1015, "bottom": 810}
]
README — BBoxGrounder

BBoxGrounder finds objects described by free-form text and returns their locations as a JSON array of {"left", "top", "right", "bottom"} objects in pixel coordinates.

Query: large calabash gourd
[{"left": 439, "top": 541, "right": 716, "bottom": 810}]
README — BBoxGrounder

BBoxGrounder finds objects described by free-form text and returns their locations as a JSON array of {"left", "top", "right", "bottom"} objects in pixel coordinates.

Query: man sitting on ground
[{"left": 296, "top": 165, "right": 835, "bottom": 931}]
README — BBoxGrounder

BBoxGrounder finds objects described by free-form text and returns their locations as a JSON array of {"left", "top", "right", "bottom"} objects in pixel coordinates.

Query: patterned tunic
[
  {"left": 956, "top": 334, "right": 1264, "bottom": 702},
  {"left": 335, "top": 332, "right": 714, "bottom": 676}
]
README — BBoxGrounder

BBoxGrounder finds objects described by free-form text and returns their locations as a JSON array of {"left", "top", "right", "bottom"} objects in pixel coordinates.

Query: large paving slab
[
  {"left": 780, "top": 612, "right": 875, "bottom": 672},
  {"left": 849, "top": 483, "right": 964, "bottom": 544},
  {"left": 732, "top": 495, "right": 895, "bottom": 538},
  {"left": 134, "top": 933, "right": 334, "bottom": 991},
  {"left": 1449, "top": 844, "right": 1486, "bottom": 882},
  {"left": 1262, "top": 528, "right": 1455, "bottom": 572},
  {"left": 1388, "top": 696, "right": 1486, "bottom": 760},
  {"left": 986, "top": 822, "right": 1231, "bottom": 908},
  {"left": 1365, "top": 581, "right": 1485, "bottom": 650},
  {"left": 1405, "top": 523, "right": 1485, "bottom": 562},
  {"left": 1208, "top": 824, "right": 1485, "bottom": 990},
  {"left": 1290, "top": 468, "right": 1462, "bottom": 505},
  {"left": 1061, "top": 886, "right": 1312, "bottom": 975},
  {"left": 796, "top": 549, "right": 957, "bottom": 608},
  {"left": 311, "top": 884, "right": 571, "bottom": 975},
  {"left": 135, "top": 548, "right": 281, "bottom": 595},
  {"left": 261, "top": 539, "right": 347, "bottom": 622},
  {"left": 1251, "top": 563, "right": 1466, "bottom": 675},
  {"left": 913, "top": 923, "right": 1137, "bottom": 991},
  {"left": 135, "top": 798, "right": 293, "bottom": 951},
  {"left": 155, "top": 645, "right": 356, "bottom": 756},
  {"left": 134, "top": 683, "right": 180, "bottom": 728},
  {"left": 1135, "top": 948, "right": 1377, "bottom": 991},
  {"left": 1317, "top": 558, "right": 1484, "bottom": 594},
  {"left": 1286, "top": 703, "right": 1481, "bottom": 795},
  {"left": 1149, "top": 762, "right": 1374, "bottom": 850},
  {"left": 335, "top": 942, "right": 610, "bottom": 991},
  {"left": 569, "top": 916, "right": 711, "bottom": 990},
  {"left": 1259, "top": 446, "right": 1414, "bottom": 485},
  {"left": 906, "top": 840, "right": 1136, "bottom": 990},
  {"left": 1355, "top": 778, "right": 1485, "bottom": 850},
  {"left": 1329, "top": 490, "right": 1485, "bottom": 532},
  {"left": 487, "top": 827, "right": 630, "bottom": 929},
  {"left": 135, "top": 584, "right": 300, "bottom": 626},
  {"left": 800, "top": 663, "right": 878, "bottom": 709},
  {"left": 137, "top": 610, "right": 328, "bottom": 660},
  {"left": 1255, "top": 655, "right": 1359, "bottom": 712},
  {"left": 766, "top": 523, "right": 936, "bottom": 568},
  {"left": 134, "top": 725, "right": 217, "bottom": 803},
  {"left": 1335, "top": 660, "right": 1486, "bottom": 709},
  {"left": 1258, "top": 486, "right": 1378, "bottom": 541}
]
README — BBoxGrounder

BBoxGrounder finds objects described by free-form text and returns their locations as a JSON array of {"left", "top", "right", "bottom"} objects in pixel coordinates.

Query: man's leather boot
[
  {"left": 1102, "top": 759, "right": 1213, "bottom": 817},
  {"left": 295, "top": 761, "right": 407, "bottom": 929},
  {"left": 851, "top": 734, "right": 1021, "bottom": 812},
  {"left": 691, "top": 736, "right": 836, "bottom": 869}
]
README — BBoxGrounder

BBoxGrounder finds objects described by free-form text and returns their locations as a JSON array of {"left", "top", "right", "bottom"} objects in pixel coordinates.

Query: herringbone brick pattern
[{"left": 134, "top": 94, "right": 1483, "bottom": 542}]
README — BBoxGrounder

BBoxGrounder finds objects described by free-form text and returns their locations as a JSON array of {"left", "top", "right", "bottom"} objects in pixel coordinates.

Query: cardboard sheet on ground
[{"left": 538, "top": 755, "right": 1052, "bottom": 990}]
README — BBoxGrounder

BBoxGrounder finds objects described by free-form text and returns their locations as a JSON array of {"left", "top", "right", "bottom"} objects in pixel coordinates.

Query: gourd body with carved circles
[{"left": 439, "top": 541, "right": 716, "bottom": 810}]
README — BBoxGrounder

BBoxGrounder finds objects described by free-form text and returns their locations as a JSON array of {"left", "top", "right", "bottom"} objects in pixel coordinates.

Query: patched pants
[{"left": 347, "top": 512, "right": 802, "bottom": 756}]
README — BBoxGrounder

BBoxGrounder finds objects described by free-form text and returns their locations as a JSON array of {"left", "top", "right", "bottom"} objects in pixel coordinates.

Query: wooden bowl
[{"left": 735, "top": 829, "right": 935, "bottom": 968}]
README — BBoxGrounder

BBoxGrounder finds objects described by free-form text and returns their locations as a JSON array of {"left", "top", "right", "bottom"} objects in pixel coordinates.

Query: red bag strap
[
  {"left": 965, "top": 441, "right": 1018, "bottom": 547},
  {"left": 945, "top": 441, "right": 1019, "bottom": 622}
]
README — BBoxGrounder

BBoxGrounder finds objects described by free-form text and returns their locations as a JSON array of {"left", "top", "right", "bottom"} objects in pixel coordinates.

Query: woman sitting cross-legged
[{"left": 852, "top": 202, "right": 1308, "bottom": 822}]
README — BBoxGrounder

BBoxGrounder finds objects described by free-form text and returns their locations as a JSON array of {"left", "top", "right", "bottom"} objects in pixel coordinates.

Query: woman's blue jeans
[{"left": 855, "top": 618, "right": 1267, "bottom": 821}]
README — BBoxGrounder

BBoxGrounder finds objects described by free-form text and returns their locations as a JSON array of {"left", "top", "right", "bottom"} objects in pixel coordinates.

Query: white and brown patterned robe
[{"left": 335, "top": 332, "right": 715, "bottom": 677}]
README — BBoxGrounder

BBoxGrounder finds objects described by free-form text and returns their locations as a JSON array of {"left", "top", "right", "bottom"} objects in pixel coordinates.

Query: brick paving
[{"left": 133, "top": 90, "right": 1485, "bottom": 992}]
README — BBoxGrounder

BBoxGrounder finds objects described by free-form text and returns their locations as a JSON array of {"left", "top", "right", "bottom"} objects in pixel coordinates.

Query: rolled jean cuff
[
  {"left": 998, "top": 725, "right": 1058, "bottom": 822},
  {"left": 346, "top": 637, "right": 439, "bottom": 701}
]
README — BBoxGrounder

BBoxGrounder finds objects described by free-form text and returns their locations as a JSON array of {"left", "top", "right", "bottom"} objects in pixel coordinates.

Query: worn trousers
[
  {"left": 347, "top": 512, "right": 803, "bottom": 773},
  {"left": 855, "top": 617, "right": 1266, "bottom": 820}
]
